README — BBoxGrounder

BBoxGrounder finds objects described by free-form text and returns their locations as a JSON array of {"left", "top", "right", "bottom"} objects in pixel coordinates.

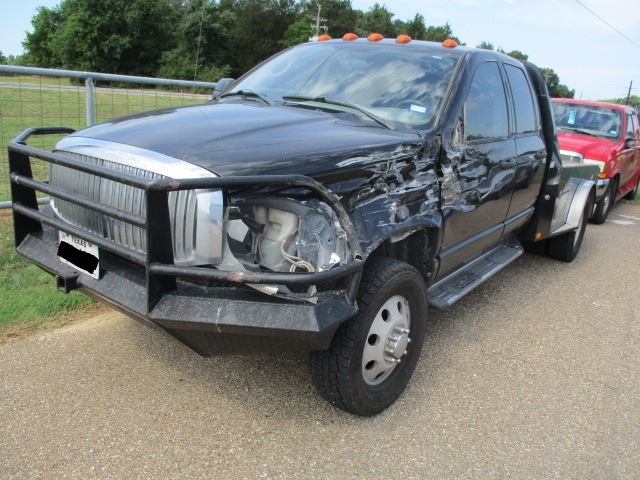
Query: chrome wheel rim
[{"left": 362, "top": 295, "right": 411, "bottom": 385}]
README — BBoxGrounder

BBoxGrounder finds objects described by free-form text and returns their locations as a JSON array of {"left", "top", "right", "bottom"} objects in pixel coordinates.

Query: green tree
[
  {"left": 0, "top": 51, "right": 6, "bottom": 65},
  {"left": 506, "top": 50, "right": 528, "bottom": 61},
  {"left": 303, "top": 0, "right": 361, "bottom": 37},
  {"left": 423, "top": 22, "right": 460, "bottom": 43},
  {"left": 541, "top": 68, "right": 575, "bottom": 98},
  {"left": 359, "top": 3, "right": 396, "bottom": 36},
  {"left": 601, "top": 95, "right": 640, "bottom": 108},
  {"left": 223, "top": 0, "right": 302, "bottom": 76},
  {"left": 399, "top": 13, "right": 427, "bottom": 39},
  {"left": 279, "top": 19, "right": 314, "bottom": 48},
  {"left": 157, "top": 1, "right": 235, "bottom": 81},
  {"left": 476, "top": 41, "right": 494, "bottom": 50},
  {"left": 6, "top": 54, "right": 26, "bottom": 66},
  {"left": 22, "top": 6, "right": 63, "bottom": 67},
  {"left": 23, "top": 0, "right": 177, "bottom": 75}
]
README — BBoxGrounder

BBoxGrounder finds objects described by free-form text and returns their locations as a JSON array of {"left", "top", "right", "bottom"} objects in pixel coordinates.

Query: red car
[{"left": 552, "top": 98, "right": 640, "bottom": 223}]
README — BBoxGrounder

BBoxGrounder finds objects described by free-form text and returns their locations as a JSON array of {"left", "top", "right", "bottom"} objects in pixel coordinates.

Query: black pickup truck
[{"left": 9, "top": 37, "right": 600, "bottom": 416}]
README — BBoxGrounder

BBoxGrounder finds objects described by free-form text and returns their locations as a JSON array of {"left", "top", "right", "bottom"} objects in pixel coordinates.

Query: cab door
[
  {"left": 620, "top": 111, "right": 640, "bottom": 193},
  {"left": 503, "top": 62, "right": 547, "bottom": 234},
  {"left": 438, "top": 61, "right": 517, "bottom": 278}
]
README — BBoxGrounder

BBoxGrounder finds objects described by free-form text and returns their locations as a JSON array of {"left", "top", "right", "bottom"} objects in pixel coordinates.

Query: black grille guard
[{"left": 8, "top": 127, "right": 364, "bottom": 312}]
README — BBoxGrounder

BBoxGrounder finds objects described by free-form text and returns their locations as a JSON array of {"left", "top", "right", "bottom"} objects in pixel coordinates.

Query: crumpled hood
[
  {"left": 557, "top": 131, "right": 618, "bottom": 161},
  {"left": 69, "top": 101, "right": 423, "bottom": 177}
]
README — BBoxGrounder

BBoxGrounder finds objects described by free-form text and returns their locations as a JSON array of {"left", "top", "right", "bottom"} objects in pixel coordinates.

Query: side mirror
[
  {"left": 624, "top": 137, "right": 637, "bottom": 149},
  {"left": 212, "top": 78, "right": 236, "bottom": 99}
]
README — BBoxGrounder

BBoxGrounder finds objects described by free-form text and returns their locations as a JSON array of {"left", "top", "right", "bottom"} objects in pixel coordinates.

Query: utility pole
[
  {"left": 625, "top": 80, "right": 633, "bottom": 105},
  {"left": 309, "top": 5, "right": 328, "bottom": 41}
]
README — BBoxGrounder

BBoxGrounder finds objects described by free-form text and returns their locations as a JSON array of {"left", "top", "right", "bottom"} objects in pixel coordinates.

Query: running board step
[{"left": 427, "top": 238, "right": 524, "bottom": 309}]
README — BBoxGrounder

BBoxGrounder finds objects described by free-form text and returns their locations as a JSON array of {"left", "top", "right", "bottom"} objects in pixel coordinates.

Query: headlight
[
  {"left": 582, "top": 158, "right": 605, "bottom": 173},
  {"left": 192, "top": 189, "right": 225, "bottom": 265},
  {"left": 218, "top": 197, "right": 349, "bottom": 275},
  {"left": 559, "top": 150, "right": 583, "bottom": 164}
]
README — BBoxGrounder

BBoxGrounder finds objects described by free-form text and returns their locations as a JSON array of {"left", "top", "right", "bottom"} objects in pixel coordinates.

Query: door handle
[{"left": 500, "top": 159, "right": 517, "bottom": 168}]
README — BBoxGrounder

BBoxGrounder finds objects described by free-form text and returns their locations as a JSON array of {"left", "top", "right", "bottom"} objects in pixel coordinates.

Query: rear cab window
[{"left": 504, "top": 64, "right": 538, "bottom": 135}]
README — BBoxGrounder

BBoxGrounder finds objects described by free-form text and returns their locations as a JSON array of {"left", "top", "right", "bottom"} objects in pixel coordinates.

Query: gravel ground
[{"left": 1, "top": 202, "right": 639, "bottom": 479}]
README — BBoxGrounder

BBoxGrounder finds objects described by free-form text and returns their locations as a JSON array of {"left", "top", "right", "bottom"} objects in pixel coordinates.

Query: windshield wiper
[
  {"left": 283, "top": 95, "right": 394, "bottom": 130},
  {"left": 558, "top": 127, "right": 601, "bottom": 138},
  {"left": 219, "top": 89, "right": 274, "bottom": 106}
]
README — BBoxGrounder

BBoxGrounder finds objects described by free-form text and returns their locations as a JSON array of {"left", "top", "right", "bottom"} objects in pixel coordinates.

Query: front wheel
[
  {"left": 309, "top": 257, "right": 428, "bottom": 416},
  {"left": 591, "top": 180, "right": 614, "bottom": 224}
]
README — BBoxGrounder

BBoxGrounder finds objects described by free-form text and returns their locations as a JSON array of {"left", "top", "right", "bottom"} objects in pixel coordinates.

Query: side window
[
  {"left": 464, "top": 62, "right": 509, "bottom": 141},
  {"left": 632, "top": 114, "right": 640, "bottom": 138},
  {"left": 626, "top": 114, "right": 636, "bottom": 138},
  {"left": 504, "top": 64, "right": 537, "bottom": 134}
]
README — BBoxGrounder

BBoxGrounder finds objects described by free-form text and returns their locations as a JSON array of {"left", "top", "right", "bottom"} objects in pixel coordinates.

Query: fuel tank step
[{"left": 427, "top": 237, "right": 524, "bottom": 309}]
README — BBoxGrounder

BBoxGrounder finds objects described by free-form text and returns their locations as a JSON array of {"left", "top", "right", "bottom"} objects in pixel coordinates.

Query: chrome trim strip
[{"left": 55, "top": 136, "right": 215, "bottom": 179}]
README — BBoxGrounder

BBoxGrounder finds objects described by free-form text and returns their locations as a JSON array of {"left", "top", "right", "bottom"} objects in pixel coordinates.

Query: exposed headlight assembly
[{"left": 217, "top": 197, "right": 350, "bottom": 301}]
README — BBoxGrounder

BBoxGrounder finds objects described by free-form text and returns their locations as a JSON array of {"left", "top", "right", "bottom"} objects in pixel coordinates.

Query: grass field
[
  {"left": 0, "top": 76, "right": 210, "bottom": 202},
  {"left": 0, "top": 210, "right": 105, "bottom": 342}
]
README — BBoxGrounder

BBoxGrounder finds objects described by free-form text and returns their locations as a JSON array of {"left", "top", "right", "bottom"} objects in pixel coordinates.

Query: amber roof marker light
[
  {"left": 396, "top": 34, "right": 412, "bottom": 44},
  {"left": 442, "top": 38, "right": 458, "bottom": 48},
  {"left": 317, "top": 35, "right": 332, "bottom": 42},
  {"left": 368, "top": 33, "right": 383, "bottom": 42},
  {"left": 342, "top": 33, "right": 358, "bottom": 41}
]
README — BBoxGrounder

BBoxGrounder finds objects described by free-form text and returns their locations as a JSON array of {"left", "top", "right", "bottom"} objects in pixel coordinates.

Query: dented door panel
[{"left": 437, "top": 137, "right": 517, "bottom": 278}]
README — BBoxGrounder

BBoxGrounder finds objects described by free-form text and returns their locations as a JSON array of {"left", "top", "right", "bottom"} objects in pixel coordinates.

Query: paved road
[{"left": 2, "top": 202, "right": 639, "bottom": 479}]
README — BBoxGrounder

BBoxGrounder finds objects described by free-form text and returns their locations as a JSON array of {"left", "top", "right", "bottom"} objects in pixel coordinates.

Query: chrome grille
[{"left": 50, "top": 151, "right": 201, "bottom": 264}]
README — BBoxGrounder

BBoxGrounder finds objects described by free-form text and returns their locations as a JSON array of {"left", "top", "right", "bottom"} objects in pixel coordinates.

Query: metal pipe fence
[{"left": 0, "top": 65, "right": 217, "bottom": 208}]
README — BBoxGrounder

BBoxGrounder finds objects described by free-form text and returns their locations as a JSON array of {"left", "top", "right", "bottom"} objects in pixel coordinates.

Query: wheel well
[
  {"left": 612, "top": 174, "right": 620, "bottom": 194},
  {"left": 367, "top": 229, "right": 438, "bottom": 281}
]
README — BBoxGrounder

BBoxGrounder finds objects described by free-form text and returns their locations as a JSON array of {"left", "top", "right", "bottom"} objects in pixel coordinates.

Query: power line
[{"left": 573, "top": 0, "right": 640, "bottom": 49}]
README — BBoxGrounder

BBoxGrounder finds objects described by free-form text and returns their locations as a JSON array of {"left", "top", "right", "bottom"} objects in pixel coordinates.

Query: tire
[
  {"left": 548, "top": 194, "right": 591, "bottom": 262},
  {"left": 309, "top": 257, "right": 428, "bottom": 416},
  {"left": 624, "top": 176, "right": 639, "bottom": 200},
  {"left": 590, "top": 180, "right": 614, "bottom": 224}
]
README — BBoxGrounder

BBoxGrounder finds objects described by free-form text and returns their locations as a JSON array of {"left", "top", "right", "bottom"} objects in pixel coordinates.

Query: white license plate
[{"left": 58, "top": 231, "right": 100, "bottom": 279}]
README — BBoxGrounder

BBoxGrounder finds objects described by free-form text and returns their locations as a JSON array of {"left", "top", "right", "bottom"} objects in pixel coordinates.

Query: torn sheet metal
[{"left": 345, "top": 139, "right": 441, "bottom": 256}]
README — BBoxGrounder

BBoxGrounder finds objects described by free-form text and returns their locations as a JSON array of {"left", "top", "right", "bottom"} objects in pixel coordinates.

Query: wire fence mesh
[{"left": 0, "top": 70, "right": 214, "bottom": 205}]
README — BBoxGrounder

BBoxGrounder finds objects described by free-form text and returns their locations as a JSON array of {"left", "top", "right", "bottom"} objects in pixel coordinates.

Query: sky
[{"left": 1, "top": 0, "right": 638, "bottom": 101}]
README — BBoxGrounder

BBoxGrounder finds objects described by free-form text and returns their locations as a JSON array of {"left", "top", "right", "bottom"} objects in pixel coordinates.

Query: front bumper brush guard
[{"left": 8, "top": 127, "right": 364, "bottom": 316}]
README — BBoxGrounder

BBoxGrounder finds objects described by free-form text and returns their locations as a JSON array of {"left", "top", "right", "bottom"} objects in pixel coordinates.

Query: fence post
[{"left": 85, "top": 77, "right": 95, "bottom": 126}]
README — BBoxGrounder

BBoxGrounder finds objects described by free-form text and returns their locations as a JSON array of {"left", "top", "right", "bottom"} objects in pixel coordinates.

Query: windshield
[
  {"left": 552, "top": 102, "right": 622, "bottom": 140},
  {"left": 228, "top": 43, "right": 461, "bottom": 130}
]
